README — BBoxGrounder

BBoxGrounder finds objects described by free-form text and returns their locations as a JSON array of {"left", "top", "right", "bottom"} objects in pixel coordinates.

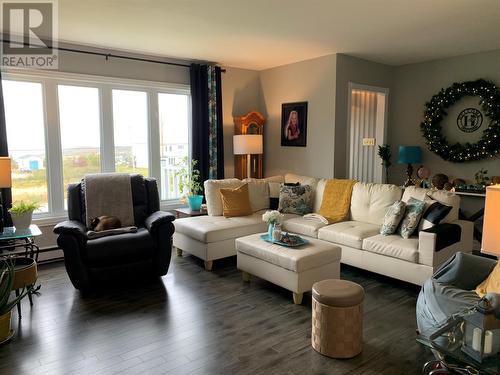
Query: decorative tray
[{"left": 260, "top": 233, "right": 309, "bottom": 247}]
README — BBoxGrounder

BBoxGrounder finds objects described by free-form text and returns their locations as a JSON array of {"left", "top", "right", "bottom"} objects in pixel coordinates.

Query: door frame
[{"left": 346, "top": 82, "right": 390, "bottom": 183}]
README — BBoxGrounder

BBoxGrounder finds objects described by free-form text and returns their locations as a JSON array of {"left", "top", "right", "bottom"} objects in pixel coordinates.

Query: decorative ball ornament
[
  {"left": 432, "top": 174, "right": 449, "bottom": 190},
  {"left": 417, "top": 166, "right": 431, "bottom": 180},
  {"left": 420, "top": 79, "right": 500, "bottom": 162}
]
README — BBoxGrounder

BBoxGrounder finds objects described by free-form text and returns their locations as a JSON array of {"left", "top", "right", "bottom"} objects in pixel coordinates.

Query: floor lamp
[
  {"left": 0, "top": 157, "right": 12, "bottom": 233},
  {"left": 233, "top": 134, "right": 263, "bottom": 179}
]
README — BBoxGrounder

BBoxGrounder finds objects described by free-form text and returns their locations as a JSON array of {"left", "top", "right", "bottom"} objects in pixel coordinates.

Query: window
[
  {"left": 1, "top": 70, "right": 190, "bottom": 217},
  {"left": 58, "top": 85, "right": 101, "bottom": 204},
  {"left": 112, "top": 89, "right": 149, "bottom": 176},
  {"left": 3, "top": 80, "right": 49, "bottom": 212},
  {"left": 158, "top": 93, "right": 189, "bottom": 200}
]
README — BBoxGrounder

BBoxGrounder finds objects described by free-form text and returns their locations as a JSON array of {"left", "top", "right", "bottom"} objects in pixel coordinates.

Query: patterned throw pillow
[
  {"left": 380, "top": 201, "right": 406, "bottom": 235},
  {"left": 278, "top": 184, "right": 313, "bottom": 215},
  {"left": 398, "top": 197, "right": 426, "bottom": 239}
]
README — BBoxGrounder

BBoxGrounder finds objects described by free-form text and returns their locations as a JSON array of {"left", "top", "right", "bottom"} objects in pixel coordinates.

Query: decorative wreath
[{"left": 420, "top": 79, "right": 500, "bottom": 162}]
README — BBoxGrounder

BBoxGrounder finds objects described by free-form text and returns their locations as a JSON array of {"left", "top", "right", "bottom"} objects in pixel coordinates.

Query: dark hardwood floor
[{"left": 0, "top": 254, "right": 432, "bottom": 375}]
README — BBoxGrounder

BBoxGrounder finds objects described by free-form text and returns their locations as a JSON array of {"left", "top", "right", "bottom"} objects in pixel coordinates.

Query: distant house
[{"left": 16, "top": 155, "right": 45, "bottom": 172}]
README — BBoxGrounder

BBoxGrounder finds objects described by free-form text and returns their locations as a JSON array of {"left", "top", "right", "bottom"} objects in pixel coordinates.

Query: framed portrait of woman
[{"left": 281, "top": 102, "right": 308, "bottom": 147}]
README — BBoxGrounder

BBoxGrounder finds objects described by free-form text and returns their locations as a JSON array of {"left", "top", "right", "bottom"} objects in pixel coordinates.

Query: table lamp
[
  {"left": 482, "top": 185, "right": 500, "bottom": 258},
  {"left": 233, "top": 134, "right": 263, "bottom": 178},
  {"left": 0, "top": 157, "right": 12, "bottom": 233},
  {"left": 398, "top": 146, "right": 422, "bottom": 187}
]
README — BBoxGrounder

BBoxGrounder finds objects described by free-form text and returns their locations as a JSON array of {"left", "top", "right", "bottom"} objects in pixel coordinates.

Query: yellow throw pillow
[
  {"left": 318, "top": 179, "right": 357, "bottom": 224},
  {"left": 476, "top": 262, "right": 500, "bottom": 297},
  {"left": 219, "top": 183, "right": 253, "bottom": 217}
]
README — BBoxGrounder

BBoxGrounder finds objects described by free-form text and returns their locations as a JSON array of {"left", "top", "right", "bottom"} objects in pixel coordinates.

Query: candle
[
  {"left": 484, "top": 330, "right": 493, "bottom": 355},
  {"left": 472, "top": 327, "right": 482, "bottom": 352}
]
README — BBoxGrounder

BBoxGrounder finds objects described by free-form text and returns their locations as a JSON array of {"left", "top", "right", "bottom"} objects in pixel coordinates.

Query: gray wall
[
  {"left": 221, "top": 67, "right": 263, "bottom": 178},
  {"left": 259, "top": 55, "right": 337, "bottom": 178},
  {"left": 334, "top": 54, "right": 393, "bottom": 178},
  {"left": 55, "top": 42, "right": 190, "bottom": 84},
  {"left": 388, "top": 49, "right": 500, "bottom": 186}
]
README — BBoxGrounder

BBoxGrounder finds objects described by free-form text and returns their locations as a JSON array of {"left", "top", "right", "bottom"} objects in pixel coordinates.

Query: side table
[
  {"left": 173, "top": 207, "right": 207, "bottom": 219},
  {"left": 0, "top": 225, "right": 42, "bottom": 261}
]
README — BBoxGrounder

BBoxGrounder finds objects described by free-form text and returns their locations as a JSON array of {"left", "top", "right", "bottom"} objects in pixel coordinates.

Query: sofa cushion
[
  {"left": 402, "top": 186, "right": 460, "bottom": 223},
  {"left": 313, "top": 179, "right": 327, "bottom": 213},
  {"left": 85, "top": 228, "right": 155, "bottom": 265},
  {"left": 174, "top": 213, "right": 268, "bottom": 243},
  {"left": 398, "top": 198, "right": 426, "bottom": 239},
  {"left": 236, "top": 233, "right": 341, "bottom": 272},
  {"left": 318, "top": 221, "right": 380, "bottom": 249},
  {"left": 204, "top": 178, "right": 243, "bottom": 216},
  {"left": 242, "top": 178, "right": 270, "bottom": 212},
  {"left": 363, "top": 234, "right": 419, "bottom": 263},
  {"left": 282, "top": 216, "right": 328, "bottom": 238},
  {"left": 284, "top": 173, "right": 319, "bottom": 189},
  {"left": 350, "top": 182, "right": 403, "bottom": 225},
  {"left": 380, "top": 200, "right": 406, "bottom": 235}
]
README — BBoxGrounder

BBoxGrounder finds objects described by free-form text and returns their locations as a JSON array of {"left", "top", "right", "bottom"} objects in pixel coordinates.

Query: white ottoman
[{"left": 236, "top": 233, "right": 342, "bottom": 304}]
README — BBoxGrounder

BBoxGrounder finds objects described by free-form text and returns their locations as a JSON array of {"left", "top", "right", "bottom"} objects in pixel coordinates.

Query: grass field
[{"left": 11, "top": 153, "right": 148, "bottom": 211}]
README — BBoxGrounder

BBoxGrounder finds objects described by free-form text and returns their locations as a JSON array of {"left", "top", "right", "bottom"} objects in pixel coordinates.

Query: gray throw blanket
[{"left": 84, "top": 173, "right": 134, "bottom": 229}]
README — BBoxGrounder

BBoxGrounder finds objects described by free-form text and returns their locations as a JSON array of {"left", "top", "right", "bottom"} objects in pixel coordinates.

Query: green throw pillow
[
  {"left": 398, "top": 197, "right": 426, "bottom": 239},
  {"left": 380, "top": 200, "right": 406, "bottom": 235}
]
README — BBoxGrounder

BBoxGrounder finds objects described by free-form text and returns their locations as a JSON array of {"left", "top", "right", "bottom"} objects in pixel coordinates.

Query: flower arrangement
[{"left": 262, "top": 210, "right": 283, "bottom": 225}]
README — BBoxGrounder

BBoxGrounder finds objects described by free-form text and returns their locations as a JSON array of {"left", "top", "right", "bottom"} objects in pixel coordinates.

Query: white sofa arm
[{"left": 418, "top": 220, "right": 473, "bottom": 267}]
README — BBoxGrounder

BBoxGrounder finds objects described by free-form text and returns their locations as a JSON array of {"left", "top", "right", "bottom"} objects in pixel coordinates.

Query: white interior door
[{"left": 347, "top": 83, "right": 389, "bottom": 183}]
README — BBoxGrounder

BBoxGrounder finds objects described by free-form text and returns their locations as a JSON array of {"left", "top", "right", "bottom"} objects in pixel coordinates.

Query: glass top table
[
  {"left": 417, "top": 327, "right": 500, "bottom": 375},
  {"left": 0, "top": 225, "right": 42, "bottom": 261}
]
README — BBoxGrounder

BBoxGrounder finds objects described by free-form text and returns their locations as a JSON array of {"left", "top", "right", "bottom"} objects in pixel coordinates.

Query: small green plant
[
  {"left": 9, "top": 201, "right": 41, "bottom": 215},
  {"left": 377, "top": 144, "right": 392, "bottom": 183},
  {"left": 175, "top": 157, "right": 202, "bottom": 197},
  {"left": 0, "top": 257, "right": 32, "bottom": 315},
  {"left": 475, "top": 168, "right": 490, "bottom": 186}
]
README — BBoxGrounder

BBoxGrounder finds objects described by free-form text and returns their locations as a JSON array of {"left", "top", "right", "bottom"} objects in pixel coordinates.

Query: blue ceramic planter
[{"left": 187, "top": 195, "right": 203, "bottom": 211}]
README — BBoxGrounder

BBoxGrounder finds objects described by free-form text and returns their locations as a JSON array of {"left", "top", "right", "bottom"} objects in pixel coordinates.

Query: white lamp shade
[
  {"left": 482, "top": 185, "right": 500, "bottom": 256},
  {"left": 0, "top": 157, "right": 12, "bottom": 188},
  {"left": 233, "top": 134, "right": 263, "bottom": 155}
]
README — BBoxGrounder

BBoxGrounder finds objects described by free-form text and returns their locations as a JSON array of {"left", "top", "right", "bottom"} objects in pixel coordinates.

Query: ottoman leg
[
  {"left": 293, "top": 292, "right": 303, "bottom": 305},
  {"left": 176, "top": 248, "right": 183, "bottom": 257},
  {"left": 242, "top": 272, "right": 251, "bottom": 282},
  {"left": 204, "top": 261, "right": 213, "bottom": 271}
]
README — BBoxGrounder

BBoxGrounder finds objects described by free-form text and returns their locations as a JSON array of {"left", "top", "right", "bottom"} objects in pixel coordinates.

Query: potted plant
[
  {"left": 175, "top": 157, "right": 203, "bottom": 211},
  {"left": 0, "top": 257, "right": 32, "bottom": 343},
  {"left": 9, "top": 201, "right": 40, "bottom": 230},
  {"left": 377, "top": 144, "right": 392, "bottom": 183}
]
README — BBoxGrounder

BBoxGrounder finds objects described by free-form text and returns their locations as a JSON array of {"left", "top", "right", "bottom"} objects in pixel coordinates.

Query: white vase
[{"left": 11, "top": 210, "right": 33, "bottom": 230}]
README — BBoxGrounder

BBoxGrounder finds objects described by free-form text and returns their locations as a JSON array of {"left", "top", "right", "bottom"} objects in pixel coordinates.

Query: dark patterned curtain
[
  {"left": 0, "top": 70, "right": 12, "bottom": 226},
  {"left": 191, "top": 64, "right": 224, "bottom": 185}
]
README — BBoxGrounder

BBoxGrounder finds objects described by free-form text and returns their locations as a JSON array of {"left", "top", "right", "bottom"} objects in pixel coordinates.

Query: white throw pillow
[
  {"left": 204, "top": 178, "right": 243, "bottom": 216},
  {"left": 242, "top": 178, "right": 270, "bottom": 212}
]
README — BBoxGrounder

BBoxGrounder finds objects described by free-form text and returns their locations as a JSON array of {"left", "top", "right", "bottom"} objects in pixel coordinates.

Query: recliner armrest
[
  {"left": 145, "top": 211, "right": 175, "bottom": 233},
  {"left": 54, "top": 220, "right": 87, "bottom": 237}
]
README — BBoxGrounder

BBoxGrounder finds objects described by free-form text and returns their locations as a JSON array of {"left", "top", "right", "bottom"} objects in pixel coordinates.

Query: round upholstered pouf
[{"left": 311, "top": 279, "right": 364, "bottom": 359}]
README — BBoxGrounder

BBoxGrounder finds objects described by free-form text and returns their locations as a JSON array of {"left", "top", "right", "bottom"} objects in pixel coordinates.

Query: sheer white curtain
[{"left": 349, "top": 90, "right": 378, "bottom": 183}]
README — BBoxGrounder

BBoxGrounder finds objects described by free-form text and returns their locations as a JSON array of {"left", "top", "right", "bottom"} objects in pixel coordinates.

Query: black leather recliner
[{"left": 53, "top": 175, "right": 175, "bottom": 291}]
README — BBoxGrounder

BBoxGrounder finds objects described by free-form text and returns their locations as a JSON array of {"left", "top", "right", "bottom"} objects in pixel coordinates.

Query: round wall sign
[{"left": 457, "top": 108, "right": 483, "bottom": 133}]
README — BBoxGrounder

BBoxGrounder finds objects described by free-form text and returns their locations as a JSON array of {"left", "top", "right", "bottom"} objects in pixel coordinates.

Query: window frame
[{"left": 2, "top": 68, "right": 191, "bottom": 220}]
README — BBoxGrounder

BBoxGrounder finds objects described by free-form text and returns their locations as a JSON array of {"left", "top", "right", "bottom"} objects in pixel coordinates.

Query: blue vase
[
  {"left": 187, "top": 195, "right": 203, "bottom": 211},
  {"left": 268, "top": 223, "right": 274, "bottom": 240}
]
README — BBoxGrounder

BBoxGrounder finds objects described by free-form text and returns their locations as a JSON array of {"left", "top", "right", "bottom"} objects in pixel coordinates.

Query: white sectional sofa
[{"left": 173, "top": 173, "right": 473, "bottom": 285}]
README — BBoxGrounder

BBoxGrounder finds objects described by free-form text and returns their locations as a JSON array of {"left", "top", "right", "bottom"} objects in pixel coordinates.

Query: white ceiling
[{"left": 58, "top": 0, "right": 500, "bottom": 70}]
